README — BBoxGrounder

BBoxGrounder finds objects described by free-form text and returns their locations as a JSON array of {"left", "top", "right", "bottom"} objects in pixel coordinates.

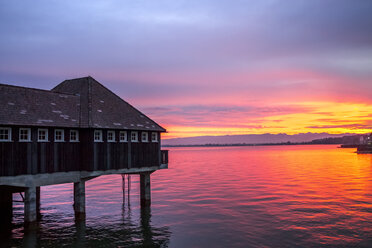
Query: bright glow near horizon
[
  {"left": 163, "top": 102, "right": 372, "bottom": 138},
  {"left": 0, "top": 0, "right": 371, "bottom": 138}
]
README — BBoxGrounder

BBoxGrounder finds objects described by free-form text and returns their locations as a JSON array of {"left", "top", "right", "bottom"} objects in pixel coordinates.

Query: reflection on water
[
  {"left": 4, "top": 204, "right": 170, "bottom": 247},
  {"left": 2, "top": 145, "right": 372, "bottom": 247},
  {"left": 14, "top": 205, "right": 170, "bottom": 247},
  {"left": 3, "top": 176, "right": 171, "bottom": 247}
]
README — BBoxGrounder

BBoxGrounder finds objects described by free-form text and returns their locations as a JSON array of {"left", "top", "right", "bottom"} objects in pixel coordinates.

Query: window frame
[
  {"left": 0, "top": 127, "right": 12, "bottom": 142},
  {"left": 54, "top": 129, "right": 65, "bottom": 142},
  {"left": 151, "top": 132, "right": 158, "bottom": 142},
  {"left": 94, "top": 130, "right": 103, "bottom": 142},
  {"left": 70, "top": 130, "right": 79, "bottom": 142},
  {"left": 19, "top": 128, "right": 31, "bottom": 142},
  {"left": 131, "top": 131, "right": 138, "bottom": 142},
  {"left": 119, "top": 131, "right": 128, "bottom": 142},
  {"left": 142, "top": 132, "right": 148, "bottom": 142},
  {"left": 107, "top": 130, "right": 116, "bottom": 142},
  {"left": 37, "top": 128, "right": 49, "bottom": 142}
]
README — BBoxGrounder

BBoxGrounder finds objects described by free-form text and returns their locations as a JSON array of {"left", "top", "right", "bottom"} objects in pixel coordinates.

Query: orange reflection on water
[
  {"left": 152, "top": 145, "right": 372, "bottom": 246},
  {"left": 9, "top": 145, "right": 372, "bottom": 247}
]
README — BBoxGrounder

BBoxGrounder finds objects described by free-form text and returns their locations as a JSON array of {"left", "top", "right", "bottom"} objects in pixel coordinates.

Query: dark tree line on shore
[{"left": 310, "top": 135, "right": 363, "bottom": 145}]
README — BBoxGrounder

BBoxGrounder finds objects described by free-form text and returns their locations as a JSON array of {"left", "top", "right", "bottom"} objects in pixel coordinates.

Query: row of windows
[
  {"left": 93, "top": 130, "right": 158, "bottom": 143},
  {"left": 0, "top": 127, "right": 79, "bottom": 142},
  {"left": 0, "top": 127, "right": 159, "bottom": 143}
]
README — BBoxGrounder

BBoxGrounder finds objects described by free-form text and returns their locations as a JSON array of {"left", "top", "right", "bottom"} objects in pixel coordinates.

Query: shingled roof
[
  {"left": 0, "top": 84, "right": 80, "bottom": 127},
  {"left": 0, "top": 76, "right": 166, "bottom": 132}
]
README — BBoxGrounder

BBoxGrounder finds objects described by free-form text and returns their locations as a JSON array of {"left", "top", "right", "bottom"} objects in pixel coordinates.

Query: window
[
  {"left": 142, "top": 132, "right": 148, "bottom": 142},
  {"left": 38, "top": 129, "right": 48, "bottom": 142},
  {"left": 0, "top": 127, "right": 11, "bottom": 141},
  {"left": 107, "top": 130, "right": 115, "bottom": 142},
  {"left": 119, "top": 131, "right": 127, "bottom": 142},
  {"left": 19, "top": 128, "right": 31, "bottom": 142},
  {"left": 131, "top": 131, "right": 138, "bottom": 142},
  {"left": 55, "top": 129, "right": 64, "bottom": 142},
  {"left": 70, "top": 130, "right": 79, "bottom": 142},
  {"left": 94, "top": 130, "right": 103, "bottom": 142},
  {"left": 151, "top": 132, "right": 158, "bottom": 142}
]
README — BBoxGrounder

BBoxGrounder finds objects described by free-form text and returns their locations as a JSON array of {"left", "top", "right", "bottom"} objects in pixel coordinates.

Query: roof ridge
[
  {"left": 88, "top": 77, "right": 165, "bottom": 131},
  {"left": 45, "top": 76, "right": 165, "bottom": 132},
  {"left": 0, "top": 83, "right": 78, "bottom": 97},
  {"left": 63, "top": 76, "right": 92, "bottom": 82}
]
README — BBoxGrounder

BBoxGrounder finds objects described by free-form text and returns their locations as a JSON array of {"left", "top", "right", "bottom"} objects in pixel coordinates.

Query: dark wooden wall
[{"left": 0, "top": 126, "right": 161, "bottom": 177}]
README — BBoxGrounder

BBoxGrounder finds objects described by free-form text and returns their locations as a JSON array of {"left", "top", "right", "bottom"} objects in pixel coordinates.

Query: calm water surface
[{"left": 2, "top": 145, "right": 372, "bottom": 247}]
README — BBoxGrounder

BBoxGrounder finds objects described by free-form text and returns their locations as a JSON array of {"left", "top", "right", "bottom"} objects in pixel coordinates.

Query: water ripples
[{"left": 3, "top": 145, "right": 372, "bottom": 247}]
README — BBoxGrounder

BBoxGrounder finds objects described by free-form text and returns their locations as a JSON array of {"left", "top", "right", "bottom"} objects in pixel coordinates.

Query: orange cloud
[{"left": 159, "top": 101, "right": 372, "bottom": 138}]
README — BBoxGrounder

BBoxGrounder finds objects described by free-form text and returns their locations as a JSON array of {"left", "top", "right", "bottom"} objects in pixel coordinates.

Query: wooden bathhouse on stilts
[{"left": 0, "top": 76, "right": 168, "bottom": 225}]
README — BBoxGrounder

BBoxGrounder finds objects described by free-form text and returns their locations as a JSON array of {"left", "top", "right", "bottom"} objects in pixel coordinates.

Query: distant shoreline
[
  {"left": 162, "top": 134, "right": 367, "bottom": 148},
  {"left": 161, "top": 142, "right": 342, "bottom": 148}
]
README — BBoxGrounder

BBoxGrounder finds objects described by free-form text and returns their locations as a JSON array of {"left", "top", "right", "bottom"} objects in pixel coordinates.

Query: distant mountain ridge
[{"left": 162, "top": 133, "right": 355, "bottom": 146}]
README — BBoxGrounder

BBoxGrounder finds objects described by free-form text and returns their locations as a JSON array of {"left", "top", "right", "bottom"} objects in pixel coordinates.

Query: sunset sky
[{"left": 1, "top": 0, "right": 372, "bottom": 138}]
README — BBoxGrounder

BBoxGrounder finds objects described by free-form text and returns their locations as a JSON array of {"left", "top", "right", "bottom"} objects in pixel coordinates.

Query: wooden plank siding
[
  {"left": 131, "top": 142, "right": 160, "bottom": 168},
  {"left": 0, "top": 127, "right": 161, "bottom": 177}
]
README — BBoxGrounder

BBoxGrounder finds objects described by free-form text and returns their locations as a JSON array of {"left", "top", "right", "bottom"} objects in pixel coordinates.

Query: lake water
[{"left": 2, "top": 145, "right": 372, "bottom": 247}]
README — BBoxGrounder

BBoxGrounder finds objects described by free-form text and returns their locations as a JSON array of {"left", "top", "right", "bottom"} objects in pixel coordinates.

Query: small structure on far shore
[
  {"left": 0, "top": 76, "right": 168, "bottom": 226},
  {"left": 357, "top": 133, "right": 372, "bottom": 154}
]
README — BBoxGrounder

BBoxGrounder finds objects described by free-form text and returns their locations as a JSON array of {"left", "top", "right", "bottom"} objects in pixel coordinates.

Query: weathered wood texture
[{"left": 0, "top": 127, "right": 161, "bottom": 176}]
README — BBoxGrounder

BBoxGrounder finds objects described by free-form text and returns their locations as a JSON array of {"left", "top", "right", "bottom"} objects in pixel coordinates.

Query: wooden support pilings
[
  {"left": 36, "top": 187, "right": 41, "bottom": 220},
  {"left": 0, "top": 168, "right": 160, "bottom": 227},
  {"left": 0, "top": 186, "right": 40, "bottom": 227},
  {"left": 73, "top": 181, "right": 86, "bottom": 219},
  {"left": 122, "top": 174, "right": 132, "bottom": 206},
  {"left": 122, "top": 174, "right": 126, "bottom": 193},
  {"left": 0, "top": 188, "right": 13, "bottom": 227},
  {"left": 24, "top": 187, "right": 37, "bottom": 223},
  {"left": 140, "top": 172, "right": 151, "bottom": 206},
  {"left": 127, "top": 175, "right": 131, "bottom": 196},
  {"left": 122, "top": 174, "right": 126, "bottom": 206}
]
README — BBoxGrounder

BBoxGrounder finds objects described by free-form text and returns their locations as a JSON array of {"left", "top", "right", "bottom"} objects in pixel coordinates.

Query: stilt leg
[
  {"left": 122, "top": 174, "right": 126, "bottom": 204},
  {"left": 36, "top": 187, "right": 41, "bottom": 220},
  {"left": 24, "top": 187, "right": 37, "bottom": 224},
  {"left": 127, "top": 175, "right": 131, "bottom": 207},
  {"left": 140, "top": 173, "right": 151, "bottom": 206},
  {"left": 0, "top": 189, "right": 13, "bottom": 231},
  {"left": 74, "top": 181, "right": 86, "bottom": 219}
]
